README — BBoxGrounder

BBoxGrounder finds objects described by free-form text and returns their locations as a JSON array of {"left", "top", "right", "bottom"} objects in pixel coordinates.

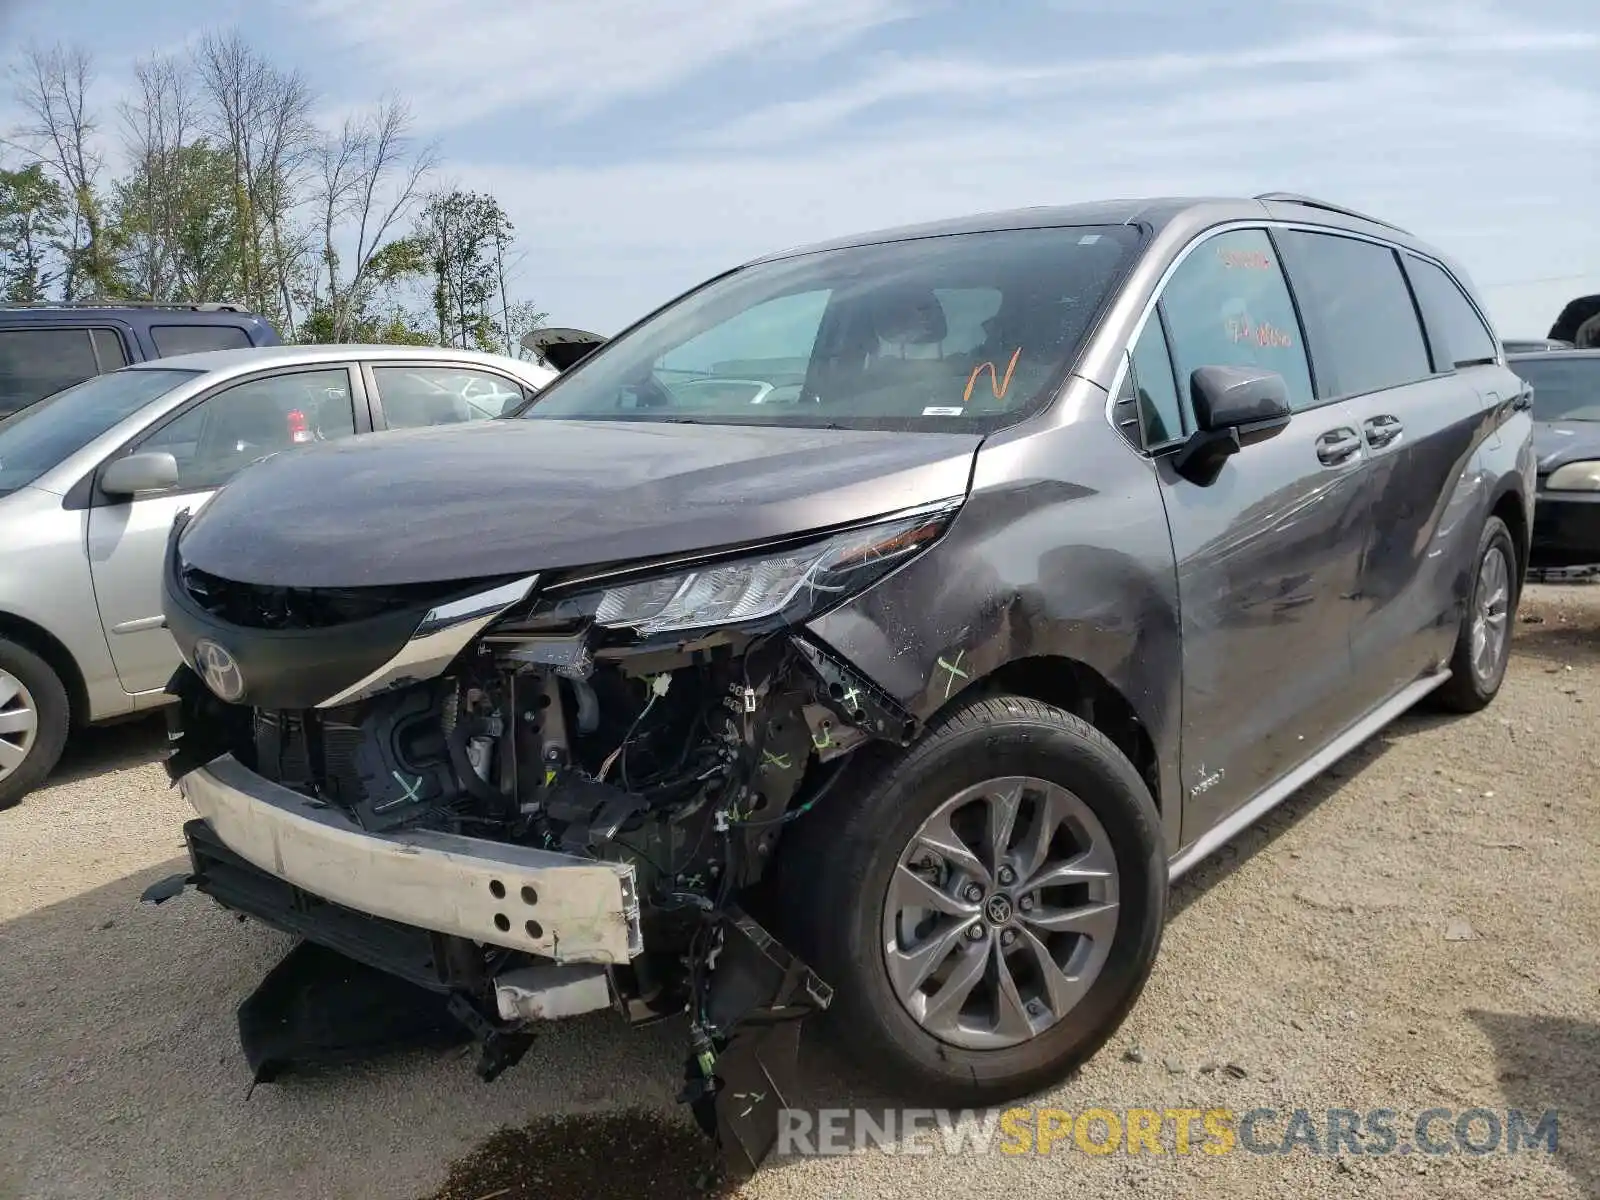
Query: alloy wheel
[
  {"left": 1470, "top": 544, "right": 1511, "bottom": 686},
  {"left": 883, "top": 776, "right": 1120, "bottom": 1050},
  {"left": 0, "top": 667, "right": 40, "bottom": 784}
]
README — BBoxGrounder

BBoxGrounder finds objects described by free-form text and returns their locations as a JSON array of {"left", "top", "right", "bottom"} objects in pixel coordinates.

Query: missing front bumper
[{"left": 179, "top": 755, "right": 642, "bottom": 965}]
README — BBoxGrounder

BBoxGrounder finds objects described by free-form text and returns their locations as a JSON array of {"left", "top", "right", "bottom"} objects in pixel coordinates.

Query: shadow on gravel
[
  {"left": 1468, "top": 1011, "right": 1599, "bottom": 1198},
  {"left": 47, "top": 713, "right": 167, "bottom": 787},
  {"left": 1509, "top": 620, "right": 1600, "bottom": 670}
]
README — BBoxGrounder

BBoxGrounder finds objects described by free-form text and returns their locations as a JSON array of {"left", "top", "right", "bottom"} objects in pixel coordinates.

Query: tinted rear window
[
  {"left": 150, "top": 324, "right": 253, "bottom": 356},
  {"left": 0, "top": 328, "right": 101, "bottom": 417},
  {"left": 1403, "top": 256, "right": 1498, "bottom": 369},
  {"left": 1279, "top": 231, "right": 1432, "bottom": 398},
  {"left": 1510, "top": 357, "right": 1600, "bottom": 422}
]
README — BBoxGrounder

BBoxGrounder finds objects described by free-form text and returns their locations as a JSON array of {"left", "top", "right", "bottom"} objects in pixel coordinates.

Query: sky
[{"left": 1, "top": 0, "right": 1596, "bottom": 339}]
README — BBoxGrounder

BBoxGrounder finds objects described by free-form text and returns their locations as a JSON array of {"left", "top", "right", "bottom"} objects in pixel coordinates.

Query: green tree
[
  {"left": 0, "top": 163, "right": 68, "bottom": 301},
  {"left": 417, "top": 189, "right": 515, "bottom": 351},
  {"left": 112, "top": 140, "right": 243, "bottom": 302}
]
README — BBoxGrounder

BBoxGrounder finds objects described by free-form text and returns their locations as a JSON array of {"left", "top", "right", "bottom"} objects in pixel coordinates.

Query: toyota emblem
[{"left": 194, "top": 638, "right": 245, "bottom": 702}]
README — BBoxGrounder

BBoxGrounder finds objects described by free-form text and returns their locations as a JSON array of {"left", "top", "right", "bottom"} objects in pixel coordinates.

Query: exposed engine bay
[{"left": 153, "top": 525, "right": 934, "bottom": 1178}]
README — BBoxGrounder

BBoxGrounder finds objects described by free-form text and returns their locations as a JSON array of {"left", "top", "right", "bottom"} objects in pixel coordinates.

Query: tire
[
  {"left": 0, "top": 637, "right": 70, "bottom": 811},
  {"left": 1434, "top": 516, "right": 1519, "bottom": 714},
  {"left": 776, "top": 694, "right": 1166, "bottom": 1105}
]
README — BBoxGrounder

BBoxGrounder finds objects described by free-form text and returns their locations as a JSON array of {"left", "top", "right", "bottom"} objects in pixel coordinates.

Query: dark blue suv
[{"left": 0, "top": 303, "right": 280, "bottom": 419}]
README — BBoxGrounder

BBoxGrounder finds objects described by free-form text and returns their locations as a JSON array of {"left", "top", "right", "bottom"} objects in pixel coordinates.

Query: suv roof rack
[
  {"left": 0, "top": 300, "right": 252, "bottom": 313},
  {"left": 1253, "top": 192, "right": 1410, "bottom": 235}
]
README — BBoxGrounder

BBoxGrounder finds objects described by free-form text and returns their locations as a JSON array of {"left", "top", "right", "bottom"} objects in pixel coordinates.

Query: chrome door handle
[
  {"left": 1316, "top": 427, "right": 1363, "bottom": 466},
  {"left": 1362, "top": 414, "right": 1403, "bottom": 449}
]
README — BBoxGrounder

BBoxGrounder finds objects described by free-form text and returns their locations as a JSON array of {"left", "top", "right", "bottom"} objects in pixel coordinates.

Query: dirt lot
[{"left": 2, "top": 584, "right": 1596, "bottom": 1200}]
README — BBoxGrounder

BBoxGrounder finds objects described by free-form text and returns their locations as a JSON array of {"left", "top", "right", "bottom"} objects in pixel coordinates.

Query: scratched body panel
[{"left": 806, "top": 377, "right": 1185, "bottom": 851}]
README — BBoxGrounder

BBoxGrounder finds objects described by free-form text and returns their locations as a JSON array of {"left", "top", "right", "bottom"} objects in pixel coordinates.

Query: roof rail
[
  {"left": 0, "top": 300, "right": 252, "bottom": 313},
  {"left": 1253, "top": 192, "right": 1410, "bottom": 235}
]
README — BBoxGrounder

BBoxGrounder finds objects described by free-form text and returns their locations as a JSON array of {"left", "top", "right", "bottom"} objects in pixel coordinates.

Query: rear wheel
[
  {"left": 1435, "top": 516, "right": 1518, "bottom": 713},
  {"left": 778, "top": 694, "right": 1166, "bottom": 1103},
  {"left": 0, "top": 638, "right": 70, "bottom": 810}
]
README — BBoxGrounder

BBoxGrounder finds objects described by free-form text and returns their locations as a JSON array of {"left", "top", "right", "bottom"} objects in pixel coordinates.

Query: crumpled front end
[{"left": 151, "top": 502, "right": 950, "bottom": 1176}]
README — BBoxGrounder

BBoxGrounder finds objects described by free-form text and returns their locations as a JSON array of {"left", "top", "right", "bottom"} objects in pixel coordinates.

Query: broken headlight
[{"left": 584, "top": 503, "right": 960, "bottom": 636}]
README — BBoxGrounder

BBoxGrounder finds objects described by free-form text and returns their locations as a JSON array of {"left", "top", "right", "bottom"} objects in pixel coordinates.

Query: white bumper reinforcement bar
[{"left": 181, "top": 755, "right": 643, "bottom": 965}]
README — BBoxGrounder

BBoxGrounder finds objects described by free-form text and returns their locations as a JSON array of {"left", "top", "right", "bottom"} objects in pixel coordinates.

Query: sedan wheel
[
  {"left": 0, "top": 667, "right": 40, "bottom": 784},
  {"left": 0, "top": 638, "right": 71, "bottom": 810}
]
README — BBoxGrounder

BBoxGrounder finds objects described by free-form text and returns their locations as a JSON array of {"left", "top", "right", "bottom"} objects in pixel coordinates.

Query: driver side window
[
  {"left": 1160, "top": 228, "right": 1315, "bottom": 413},
  {"left": 137, "top": 368, "right": 356, "bottom": 491}
]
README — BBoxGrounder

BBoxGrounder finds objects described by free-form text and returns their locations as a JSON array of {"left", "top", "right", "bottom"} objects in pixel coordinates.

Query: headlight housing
[
  {"left": 579, "top": 503, "right": 960, "bottom": 636},
  {"left": 1546, "top": 460, "right": 1600, "bottom": 492}
]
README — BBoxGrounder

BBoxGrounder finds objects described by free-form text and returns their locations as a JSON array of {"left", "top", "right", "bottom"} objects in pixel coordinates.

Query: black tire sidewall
[
  {"left": 0, "top": 638, "right": 70, "bottom": 809},
  {"left": 796, "top": 698, "right": 1166, "bottom": 1105},
  {"left": 1461, "top": 518, "right": 1518, "bottom": 703}
]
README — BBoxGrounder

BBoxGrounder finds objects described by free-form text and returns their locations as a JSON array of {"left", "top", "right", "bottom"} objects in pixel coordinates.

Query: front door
[
  {"left": 87, "top": 366, "right": 358, "bottom": 695},
  {"left": 1141, "top": 227, "right": 1371, "bottom": 838}
]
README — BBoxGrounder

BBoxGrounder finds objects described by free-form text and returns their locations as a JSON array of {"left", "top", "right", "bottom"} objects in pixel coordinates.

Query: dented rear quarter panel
[{"left": 804, "top": 377, "right": 1183, "bottom": 850}]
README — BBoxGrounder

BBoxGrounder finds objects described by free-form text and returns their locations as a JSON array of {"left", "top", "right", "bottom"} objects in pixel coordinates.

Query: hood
[
  {"left": 176, "top": 419, "right": 981, "bottom": 587},
  {"left": 1534, "top": 420, "right": 1600, "bottom": 473},
  {"left": 519, "top": 327, "right": 607, "bottom": 372}
]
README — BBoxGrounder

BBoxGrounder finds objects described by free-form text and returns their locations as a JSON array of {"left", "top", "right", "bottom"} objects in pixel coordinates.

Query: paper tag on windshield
[{"left": 922, "top": 406, "right": 965, "bottom": 416}]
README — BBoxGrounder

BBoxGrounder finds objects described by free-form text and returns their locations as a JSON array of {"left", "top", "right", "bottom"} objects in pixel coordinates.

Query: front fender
[{"left": 804, "top": 414, "right": 1182, "bottom": 824}]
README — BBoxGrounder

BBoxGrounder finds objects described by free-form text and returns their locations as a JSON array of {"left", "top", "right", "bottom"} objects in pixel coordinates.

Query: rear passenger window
[
  {"left": 1159, "top": 228, "right": 1315, "bottom": 412},
  {"left": 149, "top": 324, "right": 253, "bottom": 356},
  {"left": 1402, "top": 256, "right": 1499, "bottom": 368},
  {"left": 0, "top": 328, "right": 101, "bottom": 417},
  {"left": 1278, "top": 231, "right": 1431, "bottom": 398}
]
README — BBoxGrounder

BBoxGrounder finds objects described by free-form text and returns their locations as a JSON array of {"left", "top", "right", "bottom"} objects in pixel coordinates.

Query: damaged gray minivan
[{"left": 152, "top": 193, "right": 1534, "bottom": 1174}]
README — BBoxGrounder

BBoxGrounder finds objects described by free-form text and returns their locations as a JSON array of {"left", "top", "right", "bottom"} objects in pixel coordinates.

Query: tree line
[{"left": 0, "top": 36, "right": 547, "bottom": 354}]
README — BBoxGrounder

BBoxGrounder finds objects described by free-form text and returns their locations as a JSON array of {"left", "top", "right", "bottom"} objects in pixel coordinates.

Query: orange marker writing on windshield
[{"left": 964, "top": 347, "right": 1022, "bottom": 405}]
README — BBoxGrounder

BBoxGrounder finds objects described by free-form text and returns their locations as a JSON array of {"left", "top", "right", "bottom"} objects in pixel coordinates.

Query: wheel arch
[
  {"left": 0, "top": 610, "right": 87, "bottom": 727},
  {"left": 1488, "top": 485, "right": 1529, "bottom": 586},
  {"left": 945, "top": 654, "right": 1165, "bottom": 817}
]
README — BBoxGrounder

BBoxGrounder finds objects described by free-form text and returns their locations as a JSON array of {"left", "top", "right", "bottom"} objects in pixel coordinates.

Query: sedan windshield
[
  {"left": 522, "top": 225, "right": 1144, "bottom": 432},
  {"left": 1513, "top": 357, "right": 1600, "bottom": 421},
  {"left": 0, "top": 368, "right": 198, "bottom": 494}
]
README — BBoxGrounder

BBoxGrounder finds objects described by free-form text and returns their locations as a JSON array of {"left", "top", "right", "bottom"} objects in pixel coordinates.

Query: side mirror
[
  {"left": 101, "top": 451, "right": 180, "bottom": 497},
  {"left": 1174, "top": 365, "right": 1293, "bottom": 485}
]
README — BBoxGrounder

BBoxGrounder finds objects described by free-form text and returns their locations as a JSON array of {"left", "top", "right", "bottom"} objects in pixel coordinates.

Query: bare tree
[
  {"left": 194, "top": 31, "right": 317, "bottom": 332},
  {"left": 9, "top": 43, "right": 116, "bottom": 299},
  {"left": 117, "top": 54, "right": 196, "bottom": 299},
  {"left": 311, "top": 97, "right": 435, "bottom": 341}
]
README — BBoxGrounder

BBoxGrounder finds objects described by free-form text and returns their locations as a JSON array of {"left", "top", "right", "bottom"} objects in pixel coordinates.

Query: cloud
[
  {"left": 453, "top": 6, "right": 1597, "bottom": 337},
  {"left": 304, "top": 0, "right": 913, "bottom": 130}
]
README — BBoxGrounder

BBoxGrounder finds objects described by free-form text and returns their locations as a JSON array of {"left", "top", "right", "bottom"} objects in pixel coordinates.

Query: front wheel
[
  {"left": 778, "top": 694, "right": 1166, "bottom": 1104},
  {"left": 1434, "top": 515, "right": 1518, "bottom": 713},
  {"left": 0, "top": 637, "right": 71, "bottom": 810}
]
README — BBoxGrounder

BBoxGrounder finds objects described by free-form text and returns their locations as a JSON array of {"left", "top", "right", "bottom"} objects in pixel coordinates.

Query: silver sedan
[{"left": 0, "top": 343, "right": 556, "bottom": 807}]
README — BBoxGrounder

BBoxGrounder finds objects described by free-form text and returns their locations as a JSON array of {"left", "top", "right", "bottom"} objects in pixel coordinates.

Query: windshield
[
  {"left": 521, "top": 225, "right": 1144, "bottom": 432},
  {"left": 0, "top": 368, "right": 198, "bottom": 494},
  {"left": 1513, "top": 357, "right": 1600, "bottom": 422}
]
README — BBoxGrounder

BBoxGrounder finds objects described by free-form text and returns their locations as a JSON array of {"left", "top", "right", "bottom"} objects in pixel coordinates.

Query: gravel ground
[{"left": 2, "top": 583, "right": 1596, "bottom": 1200}]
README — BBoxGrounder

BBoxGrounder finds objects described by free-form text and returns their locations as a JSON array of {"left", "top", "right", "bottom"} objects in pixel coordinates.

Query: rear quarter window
[
  {"left": 1401, "top": 256, "right": 1499, "bottom": 369},
  {"left": 0, "top": 328, "right": 101, "bottom": 417},
  {"left": 149, "top": 324, "right": 254, "bottom": 356}
]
